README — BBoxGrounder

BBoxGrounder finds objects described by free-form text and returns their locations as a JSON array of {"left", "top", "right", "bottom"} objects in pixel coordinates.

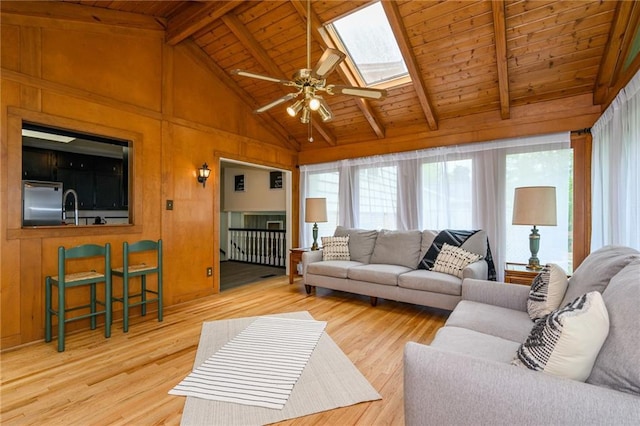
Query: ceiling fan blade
[
  {"left": 326, "top": 85, "right": 387, "bottom": 100},
  {"left": 231, "top": 69, "right": 291, "bottom": 85},
  {"left": 255, "top": 93, "right": 298, "bottom": 113},
  {"left": 310, "top": 48, "right": 346, "bottom": 79}
]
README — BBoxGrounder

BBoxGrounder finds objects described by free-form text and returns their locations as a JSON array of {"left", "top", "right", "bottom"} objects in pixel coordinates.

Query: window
[
  {"left": 505, "top": 149, "right": 573, "bottom": 272},
  {"left": 357, "top": 165, "right": 397, "bottom": 229},
  {"left": 306, "top": 171, "right": 339, "bottom": 238},
  {"left": 326, "top": 1, "right": 410, "bottom": 88},
  {"left": 421, "top": 159, "right": 473, "bottom": 230}
]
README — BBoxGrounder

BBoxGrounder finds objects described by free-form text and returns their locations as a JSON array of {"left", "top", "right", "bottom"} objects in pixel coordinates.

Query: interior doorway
[{"left": 218, "top": 159, "right": 292, "bottom": 291}]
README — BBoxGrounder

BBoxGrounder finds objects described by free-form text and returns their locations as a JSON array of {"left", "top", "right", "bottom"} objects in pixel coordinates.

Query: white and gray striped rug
[
  {"left": 169, "top": 316, "right": 327, "bottom": 409},
  {"left": 172, "top": 311, "right": 381, "bottom": 426}
]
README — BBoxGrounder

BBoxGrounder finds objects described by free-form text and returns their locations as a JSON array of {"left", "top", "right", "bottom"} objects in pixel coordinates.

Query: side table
[
  {"left": 289, "top": 248, "right": 310, "bottom": 284},
  {"left": 504, "top": 262, "right": 540, "bottom": 286}
]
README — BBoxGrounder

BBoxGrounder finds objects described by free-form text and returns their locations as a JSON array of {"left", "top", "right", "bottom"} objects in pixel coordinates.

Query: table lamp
[
  {"left": 305, "top": 197, "right": 327, "bottom": 250},
  {"left": 512, "top": 186, "right": 557, "bottom": 270}
]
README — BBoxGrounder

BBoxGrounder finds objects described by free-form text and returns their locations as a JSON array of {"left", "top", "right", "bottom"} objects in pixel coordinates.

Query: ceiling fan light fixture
[
  {"left": 317, "top": 97, "right": 333, "bottom": 122},
  {"left": 300, "top": 107, "right": 311, "bottom": 124},
  {"left": 287, "top": 100, "right": 304, "bottom": 117},
  {"left": 308, "top": 96, "right": 321, "bottom": 111}
]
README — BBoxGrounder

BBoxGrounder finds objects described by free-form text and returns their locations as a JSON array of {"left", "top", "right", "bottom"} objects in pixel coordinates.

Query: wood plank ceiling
[{"left": 62, "top": 1, "right": 640, "bottom": 151}]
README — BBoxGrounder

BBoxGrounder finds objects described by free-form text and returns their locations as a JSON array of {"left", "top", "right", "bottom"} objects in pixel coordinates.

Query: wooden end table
[
  {"left": 504, "top": 262, "right": 540, "bottom": 286},
  {"left": 289, "top": 248, "right": 310, "bottom": 284}
]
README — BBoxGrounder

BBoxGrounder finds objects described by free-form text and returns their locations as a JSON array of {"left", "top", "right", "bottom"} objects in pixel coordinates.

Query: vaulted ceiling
[{"left": 62, "top": 1, "right": 639, "bottom": 151}]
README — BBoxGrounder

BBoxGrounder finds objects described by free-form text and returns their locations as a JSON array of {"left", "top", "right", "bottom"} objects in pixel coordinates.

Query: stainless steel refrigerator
[{"left": 22, "top": 180, "right": 63, "bottom": 226}]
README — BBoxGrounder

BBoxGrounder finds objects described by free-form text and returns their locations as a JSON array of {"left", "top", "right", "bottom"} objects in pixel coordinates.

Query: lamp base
[
  {"left": 311, "top": 222, "right": 319, "bottom": 251},
  {"left": 526, "top": 261, "right": 542, "bottom": 271},
  {"left": 526, "top": 225, "right": 542, "bottom": 270}
]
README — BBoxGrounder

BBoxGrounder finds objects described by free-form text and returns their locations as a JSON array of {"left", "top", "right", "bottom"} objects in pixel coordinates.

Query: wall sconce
[{"left": 197, "top": 163, "right": 211, "bottom": 188}]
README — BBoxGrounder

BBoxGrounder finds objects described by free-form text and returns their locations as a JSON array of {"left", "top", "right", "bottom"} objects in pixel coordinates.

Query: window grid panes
[
  {"left": 306, "top": 171, "right": 339, "bottom": 240},
  {"left": 421, "top": 159, "right": 473, "bottom": 230},
  {"left": 358, "top": 165, "right": 397, "bottom": 229},
  {"left": 505, "top": 149, "right": 573, "bottom": 272}
]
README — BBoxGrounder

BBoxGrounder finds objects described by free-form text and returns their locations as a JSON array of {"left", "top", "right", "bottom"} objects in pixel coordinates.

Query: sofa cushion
[
  {"left": 432, "top": 243, "right": 482, "bottom": 278},
  {"left": 370, "top": 229, "right": 422, "bottom": 269},
  {"left": 321, "top": 236, "right": 350, "bottom": 261},
  {"left": 334, "top": 226, "right": 378, "bottom": 264},
  {"left": 307, "top": 260, "right": 364, "bottom": 279},
  {"left": 418, "top": 230, "right": 487, "bottom": 270},
  {"left": 398, "top": 269, "right": 462, "bottom": 296},
  {"left": 587, "top": 260, "right": 640, "bottom": 396},
  {"left": 561, "top": 245, "right": 640, "bottom": 306},
  {"left": 513, "top": 291, "right": 610, "bottom": 382},
  {"left": 347, "top": 264, "right": 411, "bottom": 286},
  {"left": 419, "top": 230, "right": 438, "bottom": 260},
  {"left": 527, "top": 263, "right": 569, "bottom": 320},
  {"left": 445, "top": 300, "right": 533, "bottom": 343},
  {"left": 460, "top": 230, "right": 488, "bottom": 258},
  {"left": 431, "top": 326, "right": 522, "bottom": 364}
]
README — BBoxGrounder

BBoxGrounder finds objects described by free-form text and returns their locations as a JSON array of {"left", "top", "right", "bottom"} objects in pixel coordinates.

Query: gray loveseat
[
  {"left": 302, "top": 227, "right": 489, "bottom": 310},
  {"left": 404, "top": 245, "right": 640, "bottom": 425}
]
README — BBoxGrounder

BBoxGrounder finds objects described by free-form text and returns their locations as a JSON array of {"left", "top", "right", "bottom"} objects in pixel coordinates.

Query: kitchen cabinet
[
  {"left": 57, "top": 168, "right": 94, "bottom": 210},
  {"left": 22, "top": 148, "right": 53, "bottom": 180}
]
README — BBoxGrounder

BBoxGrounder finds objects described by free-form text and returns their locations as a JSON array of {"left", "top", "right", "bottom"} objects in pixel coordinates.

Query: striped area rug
[{"left": 169, "top": 317, "right": 327, "bottom": 409}]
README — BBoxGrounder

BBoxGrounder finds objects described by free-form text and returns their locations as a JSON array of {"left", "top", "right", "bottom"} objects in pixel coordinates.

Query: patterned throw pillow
[
  {"left": 512, "top": 291, "right": 610, "bottom": 382},
  {"left": 432, "top": 243, "right": 482, "bottom": 278},
  {"left": 527, "top": 263, "right": 569, "bottom": 320},
  {"left": 321, "top": 236, "right": 350, "bottom": 261}
]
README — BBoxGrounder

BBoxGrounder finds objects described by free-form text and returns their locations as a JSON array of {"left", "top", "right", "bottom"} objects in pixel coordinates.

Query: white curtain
[
  {"left": 300, "top": 132, "right": 571, "bottom": 279},
  {"left": 591, "top": 70, "right": 640, "bottom": 250}
]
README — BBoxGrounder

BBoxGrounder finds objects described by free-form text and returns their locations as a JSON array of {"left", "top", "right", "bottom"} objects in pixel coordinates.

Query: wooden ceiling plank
[
  {"left": 222, "top": 10, "right": 336, "bottom": 146},
  {"left": 381, "top": 0, "right": 438, "bottom": 131},
  {"left": 180, "top": 39, "right": 300, "bottom": 151},
  {"left": 290, "top": 0, "right": 386, "bottom": 139},
  {"left": 492, "top": 0, "right": 510, "bottom": 119},
  {"left": 166, "top": 1, "right": 241, "bottom": 46},
  {"left": 591, "top": 0, "right": 635, "bottom": 104}
]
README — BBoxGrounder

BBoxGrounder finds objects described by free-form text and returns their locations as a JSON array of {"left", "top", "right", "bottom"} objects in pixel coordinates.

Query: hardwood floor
[
  {"left": 219, "top": 260, "right": 285, "bottom": 291},
  {"left": 0, "top": 276, "right": 449, "bottom": 425}
]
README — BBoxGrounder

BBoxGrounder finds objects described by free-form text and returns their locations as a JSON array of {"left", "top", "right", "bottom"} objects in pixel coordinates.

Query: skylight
[{"left": 327, "top": 1, "right": 409, "bottom": 88}]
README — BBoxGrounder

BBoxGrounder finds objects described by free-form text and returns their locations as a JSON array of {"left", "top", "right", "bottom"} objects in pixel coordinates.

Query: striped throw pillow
[
  {"left": 513, "top": 291, "right": 610, "bottom": 382},
  {"left": 527, "top": 263, "right": 569, "bottom": 320},
  {"left": 432, "top": 243, "right": 482, "bottom": 278},
  {"left": 321, "top": 236, "right": 350, "bottom": 261}
]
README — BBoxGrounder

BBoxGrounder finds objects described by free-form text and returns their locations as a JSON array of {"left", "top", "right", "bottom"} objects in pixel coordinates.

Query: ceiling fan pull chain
[{"left": 308, "top": 116, "right": 314, "bottom": 143}]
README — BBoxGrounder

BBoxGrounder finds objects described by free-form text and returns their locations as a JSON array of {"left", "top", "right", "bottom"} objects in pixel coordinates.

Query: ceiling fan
[{"left": 231, "top": 0, "right": 386, "bottom": 125}]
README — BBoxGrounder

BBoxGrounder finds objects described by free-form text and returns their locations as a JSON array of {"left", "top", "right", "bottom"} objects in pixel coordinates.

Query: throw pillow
[
  {"left": 512, "top": 291, "right": 610, "bottom": 382},
  {"left": 321, "top": 236, "right": 350, "bottom": 261},
  {"left": 432, "top": 243, "right": 482, "bottom": 278},
  {"left": 527, "top": 263, "right": 569, "bottom": 321}
]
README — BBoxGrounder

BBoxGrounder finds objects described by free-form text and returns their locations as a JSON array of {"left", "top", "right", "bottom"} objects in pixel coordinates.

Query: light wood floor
[{"left": 0, "top": 276, "right": 449, "bottom": 425}]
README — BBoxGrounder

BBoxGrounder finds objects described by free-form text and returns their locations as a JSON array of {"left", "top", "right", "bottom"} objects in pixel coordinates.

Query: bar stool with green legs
[
  {"left": 112, "top": 239, "right": 163, "bottom": 332},
  {"left": 45, "top": 243, "right": 112, "bottom": 352}
]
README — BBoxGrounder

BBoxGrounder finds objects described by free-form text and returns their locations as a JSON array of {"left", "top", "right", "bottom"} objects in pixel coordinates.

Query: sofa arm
[
  {"left": 404, "top": 342, "right": 640, "bottom": 426},
  {"left": 302, "top": 250, "right": 323, "bottom": 283},
  {"left": 462, "top": 260, "right": 488, "bottom": 280},
  {"left": 461, "top": 278, "right": 530, "bottom": 312}
]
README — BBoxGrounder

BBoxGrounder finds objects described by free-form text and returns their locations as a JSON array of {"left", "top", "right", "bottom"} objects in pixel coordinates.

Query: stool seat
[
  {"left": 112, "top": 263, "right": 156, "bottom": 274},
  {"left": 51, "top": 270, "right": 105, "bottom": 283}
]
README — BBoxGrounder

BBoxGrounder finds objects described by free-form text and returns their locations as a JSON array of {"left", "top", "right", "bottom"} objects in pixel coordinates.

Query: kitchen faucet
[{"left": 62, "top": 189, "right": 79, "bottom": 226}]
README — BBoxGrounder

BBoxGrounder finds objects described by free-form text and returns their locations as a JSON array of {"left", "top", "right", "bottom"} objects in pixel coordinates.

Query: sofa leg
[
  {"left": 304, "top": 285, "right": 313, "bottom": 295},
  {"left": 370, "top": 297, "right": 378, "bottom": 307}
]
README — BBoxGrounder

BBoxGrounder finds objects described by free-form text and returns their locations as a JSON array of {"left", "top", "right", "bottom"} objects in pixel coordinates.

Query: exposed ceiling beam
[
  {"left": 181, "top": 40, "right": 301, "bottom": 151},
  {"left": 381, "top": 0, "right": 438, "bottom": 131},
  {"left": 290, "top": 0, "right": 386, "bottom": 139},
  {"left": 222, "top": 13, "right": 336, "bottom": 146},
  {"left": 593, "top": 0, "right": 639, "bottom": 105},
  {"left": 492, "top": 0, "right": 510, "bottom": 120},
  {"left": 166, "top": 1, "right": 240, "bottom": 46}
]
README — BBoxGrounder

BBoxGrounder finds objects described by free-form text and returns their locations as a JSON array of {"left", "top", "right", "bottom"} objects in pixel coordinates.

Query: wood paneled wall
[{"left": 0, "top": 7, "right": 297, "bottom": 349}]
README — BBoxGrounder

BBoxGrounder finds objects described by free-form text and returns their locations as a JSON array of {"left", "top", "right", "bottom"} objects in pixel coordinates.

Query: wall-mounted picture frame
[
  {"left": 234, "top": 174, "right": 245, "bottom": 192},
  {"left": 270, "top": 171, "right": 283, "bottom": 189}
]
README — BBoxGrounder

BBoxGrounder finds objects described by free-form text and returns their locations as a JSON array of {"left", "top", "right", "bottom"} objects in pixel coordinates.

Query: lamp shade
[
  {"left": 512, "top": 186, "right": 557, "bottom": 226},
  {"left": 305, "top": 198, "right": 328, "bottom": 223}
]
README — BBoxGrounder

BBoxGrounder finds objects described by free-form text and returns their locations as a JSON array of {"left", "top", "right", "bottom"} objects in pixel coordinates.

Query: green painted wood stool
[
  {"left": 112, "top": 239, "right": 163, "bottom": 332},
  {"left": 45, "top": 243, "right": 112, "bottom": 352}
]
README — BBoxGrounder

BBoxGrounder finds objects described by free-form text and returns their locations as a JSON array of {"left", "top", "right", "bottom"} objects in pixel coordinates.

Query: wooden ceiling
[{"left": 61, "top": 1, "right": 639, "bottom": 151}]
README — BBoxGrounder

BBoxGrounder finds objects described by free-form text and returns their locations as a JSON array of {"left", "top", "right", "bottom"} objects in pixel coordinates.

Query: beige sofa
[{"left": 302, "top": 227, "right": 490, "bottom": 310}]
